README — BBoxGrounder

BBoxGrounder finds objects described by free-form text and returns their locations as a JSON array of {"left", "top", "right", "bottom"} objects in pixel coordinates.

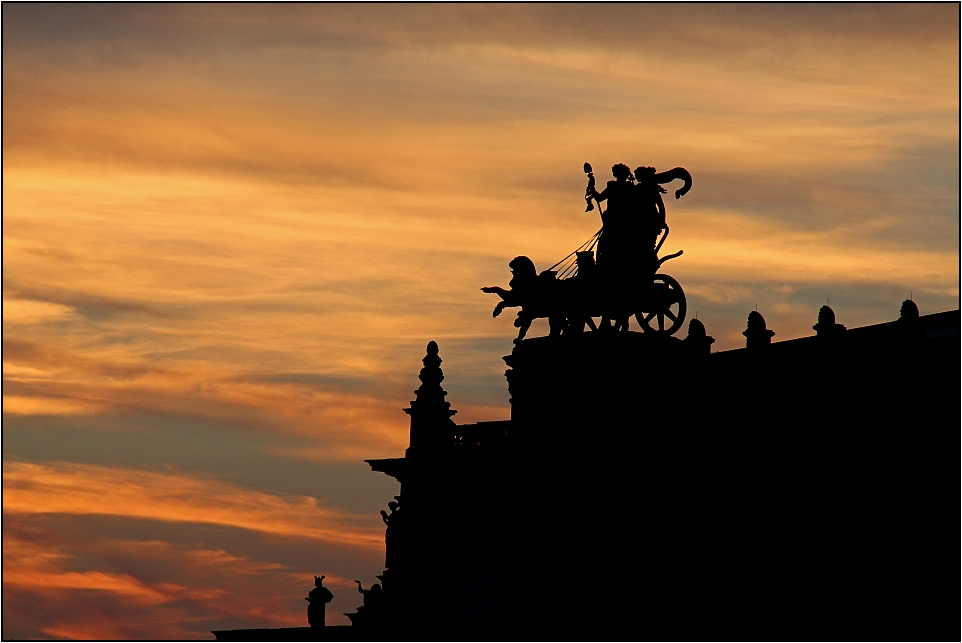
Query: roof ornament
[
  {"left": 898, "top": 299, "right": 921, "bottom": 339},
  {"left": 813, "top": 305, "right": 846, "bottom": 338},
  {"left": 404, "top": 342, "right": 457, "bottom": 453},
  {"left": 743, "top": 310, "right": 775, "bottom": 349}
]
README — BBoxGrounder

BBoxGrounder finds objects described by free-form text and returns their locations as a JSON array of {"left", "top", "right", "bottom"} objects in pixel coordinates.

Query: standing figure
[
  {"left": 587, "top": 163, "right": 638, "bottom": 329},
  {"left": 587, "top": 163, "right": 637, "bottom": 278},
  {"left": 635, "top": 165, "right": 692, "bottom": 258},
  {"left": 306, "top": 575, "right": 334, "bottom": 628},
  {"left": 633, "top": 166, "right": 668, "bottom": 272},
  {"left": 380, "top": 496, "right": 404, "bottom": 570}
]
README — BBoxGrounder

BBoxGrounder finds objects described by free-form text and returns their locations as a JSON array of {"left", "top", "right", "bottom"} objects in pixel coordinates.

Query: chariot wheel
[{"left": 635, "top": 274, "right": 687, "bottom": 335}]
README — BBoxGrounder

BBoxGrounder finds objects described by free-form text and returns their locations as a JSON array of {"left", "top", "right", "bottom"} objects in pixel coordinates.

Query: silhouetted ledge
[
  {"left": 212, "top": 626, "right": 354, "bottom": 641},
  {"left": 366, "top": 457, "right": 406, "bottom": 482},
  {"left": 714, "top": 308, "right": 959, "bottom": 358}
]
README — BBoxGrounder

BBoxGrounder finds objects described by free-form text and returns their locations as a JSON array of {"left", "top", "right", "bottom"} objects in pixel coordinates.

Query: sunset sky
[{"left": 3, "top": 4, "right": 959, "bottom": 639}]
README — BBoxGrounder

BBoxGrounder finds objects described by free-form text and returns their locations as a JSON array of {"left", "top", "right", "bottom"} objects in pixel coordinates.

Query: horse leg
[{"left": 514, "top": 314, "right": 533, "bottom": 343}]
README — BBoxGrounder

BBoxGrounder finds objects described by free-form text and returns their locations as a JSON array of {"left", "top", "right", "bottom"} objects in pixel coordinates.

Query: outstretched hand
[{"left": 481, "top": 287, "right": 496, "bottom": 293}]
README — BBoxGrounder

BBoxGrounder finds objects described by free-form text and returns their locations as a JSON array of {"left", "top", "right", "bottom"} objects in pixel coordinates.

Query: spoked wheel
[{"left": 635, "top": 274, "right": 687, "bottom": 335}]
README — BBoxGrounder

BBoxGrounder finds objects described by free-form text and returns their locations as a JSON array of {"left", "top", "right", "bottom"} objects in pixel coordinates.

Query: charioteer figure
[
  {"left": 380, "top": 496, "right": 404, "bottom": 570},
  {"left": 586, "top": 163, "right": 635, "bottom": 278}
]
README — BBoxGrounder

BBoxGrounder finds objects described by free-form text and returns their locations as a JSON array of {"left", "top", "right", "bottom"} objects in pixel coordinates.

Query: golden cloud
[
  {"left": 3, "top": 461, "right": 383, "bottom": 548},
  {"left": 2, "top": 528, "right": 356, "bottom": 638}
]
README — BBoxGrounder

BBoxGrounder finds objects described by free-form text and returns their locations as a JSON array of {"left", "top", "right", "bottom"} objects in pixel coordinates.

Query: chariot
[
  {"left": 482, "top": 163, "right": 691, "bottom": 341},
  {"left": 543, "top": 229, "right": 687, "bottom": 336},
  {"left": 483, "top": 228, "right": 688, "bottom": 341}
]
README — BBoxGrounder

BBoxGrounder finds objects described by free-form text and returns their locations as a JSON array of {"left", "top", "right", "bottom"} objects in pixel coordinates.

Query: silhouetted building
[
  {"left": 360, "top": 301, "right": 959, "bottom": 640},
  {"left": 214, "top": 301, "right": 958, "bottom": 641},
  {"left": 215, "top": 160, "right": 957, "bottom": 640}
]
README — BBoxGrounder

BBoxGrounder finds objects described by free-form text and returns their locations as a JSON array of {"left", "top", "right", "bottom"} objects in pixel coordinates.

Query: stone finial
[
  {"left": 899, "top": 299, "right": 919, "bottom": 322},
  {"left": 405, "top": 341, "right": 457, "bottom": 453},
  {"left": 898, "top": 299, "right": 921, "bottom": 339},
  {"left": 813, "top": 305, "right": 846, "bottom": 337},
  {"left": 817, "top": 305, "right": 836, "bottom": 327},
  {"left": 743, "top": 311, "right": 775, "bottom": 349},
  {"left": 418, "top": 341, "right": 444, "bottom": 391},
  {"left": 684, "top": 318, "right": 715, "bottom": 356}
]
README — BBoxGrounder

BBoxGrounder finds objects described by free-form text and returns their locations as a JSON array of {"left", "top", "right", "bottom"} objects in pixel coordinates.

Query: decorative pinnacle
[
  {"left": 408, "top": 341, "right": 455, "bottom": 418},
  {"left": 687, "top": 318, "right": 707, "bottom": 339},
  {"left": 744, "top": 310, "right": 775, "bottom": 348},
  {"left": 418, "top": 341, "right": 444, "bottom": 390},
  {"left": 405, "top": 341, "right": 457, "bottom": 453},
  {"left": 813, "top": 305, "right": 846, "bottom": 336},
  {"left": 899, "top": 299, "right": 919, "bottom": 322}
]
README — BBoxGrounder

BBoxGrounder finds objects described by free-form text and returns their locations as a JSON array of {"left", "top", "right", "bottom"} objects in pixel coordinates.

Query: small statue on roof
[{"left": 306, "top": 575, "right": 334, "bottom": 628}]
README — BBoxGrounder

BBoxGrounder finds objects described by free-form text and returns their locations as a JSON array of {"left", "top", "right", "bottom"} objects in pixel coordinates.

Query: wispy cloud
[
  {"left": 2, "top": 523, "right": 370, "bottom": 638},
  {"left": 3, "top": 461, "right": 382, "bottom": 547}
]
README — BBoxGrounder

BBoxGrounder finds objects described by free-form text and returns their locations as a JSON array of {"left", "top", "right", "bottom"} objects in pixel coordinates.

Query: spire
[{"left": 404, "top": 341, "right": 457, "bottom": 454}]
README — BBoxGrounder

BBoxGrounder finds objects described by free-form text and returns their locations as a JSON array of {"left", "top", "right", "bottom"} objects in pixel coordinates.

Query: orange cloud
[
  {"left": 669, "top": 209, "right": 958, "bottom": 289},
  {"left": 3, "top": 461, "right": 382, "bottom": 548},
  {"left": 2, "top": 528, "right": 364, "bottom": 638}
]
